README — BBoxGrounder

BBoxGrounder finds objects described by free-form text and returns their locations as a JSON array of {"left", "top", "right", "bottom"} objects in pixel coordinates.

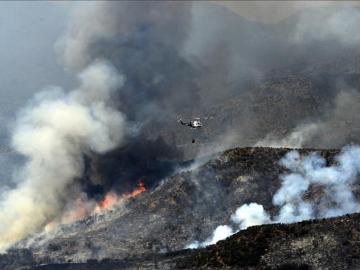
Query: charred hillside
[
  {"left": 179, "top": 213, "right": 360, "bottom": 270},
  {"left": 0, "top": 147, "right": 348, "bottom": 270},
  {"left": 24, "top": 213, "right": 360, "bottom": 270}
]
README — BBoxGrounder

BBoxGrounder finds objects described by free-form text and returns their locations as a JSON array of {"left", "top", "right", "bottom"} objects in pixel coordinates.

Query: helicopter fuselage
[{"left": 179, "top": 119, "right": 202, "bottom": 129}]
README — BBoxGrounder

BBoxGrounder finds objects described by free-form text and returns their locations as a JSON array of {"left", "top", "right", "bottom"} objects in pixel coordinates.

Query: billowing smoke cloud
[
  {"left": 231, "top": 203, "right": 271, "bottom": 229},
  {"left": 50, "top": 1, "right": 210, "bottom": 199},
  {"left": 2, "top": 2, "right": 360, "bottom": 164},
  {"left": 273, "top": 145, "right": 360, "bottom": 221},
  {"left": 187, "top": 203, "right": 270, "bottom": 248},
  {"left": 188, "top": 146, "right": 360, "bottom": 248},
  {"left": 187, "top": 225, "right": 233, "bottom": 249},
  {"left": 0, "top": 1, "right": 197, "bottom": 250},
  {"left": 56, "top": 1, "right": 199, "bottom": 121},
  {"left": 0, "top": 61, "right": 126, "bottom": 251}
]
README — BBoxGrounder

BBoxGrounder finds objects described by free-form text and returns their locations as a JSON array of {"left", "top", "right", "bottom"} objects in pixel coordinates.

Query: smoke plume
[
  {"left": 54, "top": 1, "right": 201, "bottom": 192},
  {"left": 0, "top": 61, "right": 126, "bottom": 251},
  {"left": 187, "top": 203, "right": 270, "bottom": 248},
  {"left": 189, "top": 146, "right": 360, "bottom": 248},
  {"left": 273, "top": 145, "right": 360, "bottom": 221},
  {"left": 57, "top": 1, "right": 199, "bottom": 121},
  {"left": 0, "top": 1, "right": 198, "bottom": 250}
]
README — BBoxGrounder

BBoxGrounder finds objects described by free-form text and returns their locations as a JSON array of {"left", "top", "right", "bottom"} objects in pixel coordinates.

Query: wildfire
[
  {"left": 98, "top": 192, "right": 119, "bottom": 209},
  {"left": 96, "top": 180, "right": 146, "bottom": 211},
  {"left": 45, "top": 180, "right": 146, "bottom": 232},
  {"left": 128, "top": 180, "right": 146, "bottom": 197}
]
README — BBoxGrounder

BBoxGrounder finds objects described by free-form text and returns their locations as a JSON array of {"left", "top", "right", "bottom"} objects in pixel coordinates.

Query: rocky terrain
[
  {"left": 3, "top": 146, "right": 356, "bottom": 270},
  {"left": 22, "top": 213, "right": 360, "bottom": 270}
]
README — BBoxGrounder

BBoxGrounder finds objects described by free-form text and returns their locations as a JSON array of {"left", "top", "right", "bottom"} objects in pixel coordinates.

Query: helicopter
[
  {"left": 178, "top": 117, "right": 203, "bottom": 129},
  {"left": 178, "top": 117, "right": 207, "bottom": 144}
]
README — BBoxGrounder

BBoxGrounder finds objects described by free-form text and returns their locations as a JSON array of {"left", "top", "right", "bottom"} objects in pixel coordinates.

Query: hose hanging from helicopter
[{"left": 178, "top": 116, "right": 212, "bottom": 144}]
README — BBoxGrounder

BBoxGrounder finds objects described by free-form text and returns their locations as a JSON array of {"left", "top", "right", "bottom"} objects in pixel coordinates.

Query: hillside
[
  {"left": 24, "top": 213, "right": 360, "bottom": 270},
  {"left": 0, "top": 147, "right": 347, "bottom": 269}
]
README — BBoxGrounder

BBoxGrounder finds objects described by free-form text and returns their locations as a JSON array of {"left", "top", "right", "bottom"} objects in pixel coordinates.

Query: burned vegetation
[{"left": 2, "top": 147, "right": 359, "bottom": 270}]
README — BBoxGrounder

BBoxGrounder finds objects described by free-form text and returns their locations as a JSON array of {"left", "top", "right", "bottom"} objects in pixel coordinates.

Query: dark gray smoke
[
  {"left": 54, "top": 1, "right": 360, "bottom": 206},
  {"left": 0, "top": 2, "right": 200, "bottom": 250},
  {"left": 2, "top": 2, "right": 359, "bottom": 179},
  {"left": 58, "top": 2, "right": 200, "bottom": 120},
  {"left": 56, "top": 2, "right": 202, "bottom": 194},
  {"left": 55, "top": 2, "right": 360, "bottom": 181},
  {"left": 185, "top": 4, "right": 360, "bottom": 150}
]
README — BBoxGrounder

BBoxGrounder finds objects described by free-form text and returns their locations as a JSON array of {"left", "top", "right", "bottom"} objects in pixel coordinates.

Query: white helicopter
[
  {"left": 178, "top": 116, "right": 213, "bottom": 143},
  {"left": 178, "top": 117, "right": 203, "bottom": 129}
]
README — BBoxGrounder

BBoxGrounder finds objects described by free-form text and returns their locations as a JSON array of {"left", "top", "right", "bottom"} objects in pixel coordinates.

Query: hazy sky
[
  {"left": 214, "top": 1, "right": 360, "bottom": 23},
  {"left": 0, "top": 2, "right": 73, "bottom": 141}
]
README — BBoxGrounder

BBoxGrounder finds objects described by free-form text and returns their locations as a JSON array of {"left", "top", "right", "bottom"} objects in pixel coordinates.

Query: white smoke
[
  {"left": 254, "top": 123, "right": 318, "bottom": 148},
  {"left": 274, "top": 145, "right": 360, "bottom": 221},
  {"left": 187, "top": 203, "right": 270, "bottom": 248},
  {"left": 231, "top": 203, "right": 271, "bottom": 229},
  {"left": 188, "top": 145, "right": 360, "bottom": 248},
  {"left": 0, "top": 61, "right": 126, "bottom": 251},
  {"left": 187, "top": 225, "right": 233, "bottom": 249}
]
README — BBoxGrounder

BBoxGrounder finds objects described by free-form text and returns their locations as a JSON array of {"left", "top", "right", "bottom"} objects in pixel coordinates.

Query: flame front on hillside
[
  {"left": 45, "top": 181, "right": 146, "bottom": 232},
  {"left": 96, "top": 180, "right": 146, "bottom": 211}
]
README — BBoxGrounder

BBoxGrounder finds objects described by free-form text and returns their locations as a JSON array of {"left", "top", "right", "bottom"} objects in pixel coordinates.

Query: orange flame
[
  {"left": 99, "top": 192, "right": 119, "bottom": 209},
  {"left": 97, "top": 180, "right": 146, "bottom": 211},
  {"left": 128, "top": 180, "right": 146, "bottom": 197},
  {"left": 45, "top": 180, "right": 147, "bottom": 231}
]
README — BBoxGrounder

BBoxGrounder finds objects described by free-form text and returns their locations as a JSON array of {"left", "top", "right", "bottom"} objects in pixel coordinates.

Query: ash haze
[
  {"left": 0, "top": 2, "right": 72, "bottom": 129},
  {"left": 0, "top": 0, "right": 360, "bottom": 256},
  {"left": 213, "top": 1, "right": 360, "bottom": 24}
]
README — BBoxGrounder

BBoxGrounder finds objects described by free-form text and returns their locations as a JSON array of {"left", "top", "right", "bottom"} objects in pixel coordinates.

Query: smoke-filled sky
[
  {"left": 1, "top": 1, "right": 360, "bottom": 127},
  {"left": 1, "top": 1, "right": 360, "bottom": 251},
  {"left": 1, "top": 1, "right": 360, "bottom": 146},
  {"left": 214, "top": 1, "right": 360, "bottom": 23},
  {"left": 0, "top": 2, "right": 73, "bottom": 143}
]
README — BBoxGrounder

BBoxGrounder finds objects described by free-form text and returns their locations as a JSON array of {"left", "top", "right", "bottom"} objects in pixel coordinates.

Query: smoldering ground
[{"left": 189, "top": 145, "right": 360, "bottom": 248}]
